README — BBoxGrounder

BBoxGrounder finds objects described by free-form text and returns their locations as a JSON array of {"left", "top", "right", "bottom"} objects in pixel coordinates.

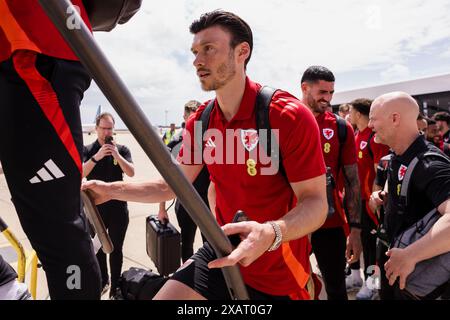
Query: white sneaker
[
  {"left": 355, "top": 281, "right": 378, "bottom": 300},
  {"left": 345, "top": 273, "right": 363, "bottom": 291}
]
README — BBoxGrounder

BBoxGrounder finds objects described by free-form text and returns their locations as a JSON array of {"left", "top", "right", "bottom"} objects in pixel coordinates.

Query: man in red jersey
[
  {"left": 300, "top": 66, "right": 362, "bottom": 300},
  {"left": 83, "top": 10, "right": 328, "bottom": 300},
  {"left": 0, "top": 1, "right": 101, "bottom": 299},
  {"left": 348, "top": 98, "right": 390, "bottom": 300}
]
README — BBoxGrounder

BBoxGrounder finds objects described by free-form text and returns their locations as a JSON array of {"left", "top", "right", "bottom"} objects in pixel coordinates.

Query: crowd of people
[{"left": 0, "top": 2, "right": 449, "bottom": 301}]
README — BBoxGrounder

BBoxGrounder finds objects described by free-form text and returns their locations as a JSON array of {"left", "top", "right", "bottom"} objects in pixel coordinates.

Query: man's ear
[
  {"left": 236, "top": 42, "right": 250, "bottom": 62},
  {"left": 392, "top": 112, "right": 401, "bottom": 126},
  {"left": 301, "top": 82, "right": 309, "bottom": 95}
]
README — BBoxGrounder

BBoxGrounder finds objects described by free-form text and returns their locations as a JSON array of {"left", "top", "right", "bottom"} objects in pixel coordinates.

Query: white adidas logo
[{"left": 29, "top": 159, "right": 65, "bottom": 184}]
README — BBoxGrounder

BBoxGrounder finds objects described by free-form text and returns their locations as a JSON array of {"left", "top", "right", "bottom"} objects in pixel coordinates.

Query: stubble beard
[
  {"left": 201, "top": 53, "right": 236, "bottom": 92},
  {"left": 307, "top": 94, "right": 327, "bottom": 114}
]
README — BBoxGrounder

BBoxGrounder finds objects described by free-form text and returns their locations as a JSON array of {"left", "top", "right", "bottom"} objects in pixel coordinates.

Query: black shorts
[{"left": 171, "top": 242, "right": 291, "bottom": 300}]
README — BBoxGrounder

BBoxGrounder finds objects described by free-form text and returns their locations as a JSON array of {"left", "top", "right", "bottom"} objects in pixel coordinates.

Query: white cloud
[
  {"left": 80, "top": 0, "right": 450, "bottom": 127},
  {"left": 380, "top": 64, "right": 410, "bottom": 82},
  {"left": 440, "top": 47, "right": 450, "bottom": 59}
]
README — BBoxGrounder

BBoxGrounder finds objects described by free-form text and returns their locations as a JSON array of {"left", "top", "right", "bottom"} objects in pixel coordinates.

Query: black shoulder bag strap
[
  {"left": 196, "top": 99, "right": 215, "bottom": 158},
  {"left": 334, "top": 113, "right": 348, "bottom": 171},
  {"left": 398, "top": 151, "right": 450, "bottom": 216},
  {"left": 255, "top": 86, "right": 285, "bottom": 177},
  {"left": 367, "top": 131, "right": 375, "bottom": 159}
]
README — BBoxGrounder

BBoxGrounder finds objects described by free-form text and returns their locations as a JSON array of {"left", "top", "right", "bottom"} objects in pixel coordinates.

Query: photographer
[{"left": 83, "top": 112, "right": 134, "bottom": 298}]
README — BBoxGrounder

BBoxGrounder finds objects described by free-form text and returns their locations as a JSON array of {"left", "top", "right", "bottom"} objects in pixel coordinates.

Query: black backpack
[
  {"left": 116, "top": 267, "right": 168, "bottom": 300},
  {"left": 389, "top": 150, "right": 450, "bottom": 299},
  {"left": 199, "top": 87, "right": 348, "bottom": 175}
]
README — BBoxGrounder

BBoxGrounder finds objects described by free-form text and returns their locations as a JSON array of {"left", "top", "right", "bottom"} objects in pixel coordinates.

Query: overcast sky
[{"left": 81, "top": 0, "right": 450, "bottom": 128}]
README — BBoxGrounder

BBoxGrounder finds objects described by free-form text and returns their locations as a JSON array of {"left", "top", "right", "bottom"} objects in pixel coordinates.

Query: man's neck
[
  {"left": 392, "top": 131, "right": 420, "bottom": 156},
  {"left": 356, "top": 119, "right": 369, "bottom": 132},
  {"left": 215, "top": 73, "right": 246, "bottom": 122},
  {"left": 300, "top": 99, "right": 318, "bottom": 117}
]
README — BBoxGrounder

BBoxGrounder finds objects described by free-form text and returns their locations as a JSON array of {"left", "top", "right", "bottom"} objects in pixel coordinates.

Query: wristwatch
[
  {"left": 90, "top": 156, "right": 99, "bottom": 164},
  {"left": 266, "top": 221, "right": 282, "bottom": 252}
]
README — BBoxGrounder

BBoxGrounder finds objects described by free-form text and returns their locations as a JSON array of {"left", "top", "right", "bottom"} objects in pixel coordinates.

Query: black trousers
[
  {"left": 377, "top": 241, "right": 396, "bottom": 299},
  {"left": 311, "top": 227, "right": 348, "bottom": 300},
  {"left": 361, "top": 201, "right": 378, "bottom": 279},
  {"left": 0, "top": 52, "right": 101, "bottom": 299},
  {"left": 96, "top": 203, "right": 129, "bottom": 294}
]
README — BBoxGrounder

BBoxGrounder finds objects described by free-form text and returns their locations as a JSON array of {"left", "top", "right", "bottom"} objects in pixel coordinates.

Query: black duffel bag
[
  {"left": 82, "top": 0, "right": 143, "bottom": 32},
  {"left": 116, "top": 267, "right": 168, "bottom": 300}
]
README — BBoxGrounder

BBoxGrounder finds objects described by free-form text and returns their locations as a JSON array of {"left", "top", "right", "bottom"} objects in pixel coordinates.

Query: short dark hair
[
  {"left": 189, "top": 10, "right": 253, "bottom": 68},
  {"left": 433, "top": 111, "right": 450, "bottom": 125},
  {"left": 350, "top": 98, "right": 372, "bottom": 116},
  {"left": 96, "top": 112, "right": 115, "bottom": 126},
  {"left": 301, "top": 66, "right": 335, "bottom": 83}
]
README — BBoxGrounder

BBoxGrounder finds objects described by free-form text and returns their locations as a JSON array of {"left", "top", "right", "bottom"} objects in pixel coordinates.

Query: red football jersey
[
  {"left": 315, "top": 112, "right": 357, "bottom": 229},
  {"left": 179, "top": 77, "right": 326, "bottom": 297},
  {"left": 355, "top": 127, "right": 389, "bottom": 224}
]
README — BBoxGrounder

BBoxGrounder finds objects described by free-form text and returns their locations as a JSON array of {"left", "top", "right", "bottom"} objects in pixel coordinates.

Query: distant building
[{"left": 332, "top": 73, "right": 450, "bottom": 117}]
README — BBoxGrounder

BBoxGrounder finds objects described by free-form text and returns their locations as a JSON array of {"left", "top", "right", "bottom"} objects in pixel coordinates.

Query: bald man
[{"left": 369, "top": 92, "right": 450, "bottom": 300}]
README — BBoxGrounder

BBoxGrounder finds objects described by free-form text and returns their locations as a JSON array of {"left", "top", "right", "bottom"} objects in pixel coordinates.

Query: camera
[{"left": 104, "top": 135, "right": 114, "bottom": 145}]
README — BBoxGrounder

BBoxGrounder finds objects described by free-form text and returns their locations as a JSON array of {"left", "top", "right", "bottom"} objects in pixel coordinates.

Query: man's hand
[
  {"left": 158, "top": 208, "right": 169, "bottom": 223},
  {"left": 81, "top": 180, "right": 113, "bottom": 205},
  {"left": 384, "top": 248, "right": 417, "bottom": 290},
  {"left": 369, "top": 190, "right": 385, "bottom": 214},
  {"left": 95, "top": 144, "right": 114, "bottom": 161},
  {"left": 346, "top": 228, "right": 362, "bottom": 264},
  {"left": 107, "top": 142, "right": 120, "bottom": 159},
  {"left": 207, "top": 221, "right": 275, "bottom": 269}
]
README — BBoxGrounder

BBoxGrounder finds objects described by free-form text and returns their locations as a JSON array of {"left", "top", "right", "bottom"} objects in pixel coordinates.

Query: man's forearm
[
  {"left": 109, "top": 179, "right": 175, "bottom": 203},
  {"left": 278, "top": 195, "right": 327, "bottom": 242},
  {"left": 343, "top": 164, "right": 361, "bottom": 224},
  {"left": 116, "top": 155, "right": 135, "bottom": 177},
  {"left": 82, "top": 160, "right": 95, "bottom": 178}
]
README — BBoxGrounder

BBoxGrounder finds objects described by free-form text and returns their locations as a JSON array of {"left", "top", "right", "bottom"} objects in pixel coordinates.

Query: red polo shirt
[
  {"left": 355, "top": 127, "right": 389, "bottom": 224},
  {"left": 0, "top": 0, "right": 91, "bottom": 62},
  {"left": 179, "top": 77, "right": 326, "bottom": 297},
  {"left": 315, "top": 112, "right": 357, "bottom": 229}
]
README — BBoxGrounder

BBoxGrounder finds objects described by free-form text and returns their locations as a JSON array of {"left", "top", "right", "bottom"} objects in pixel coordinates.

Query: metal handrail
[
  {"left": 38, "top": 0, "right": 248, "bottom": 300},
  {"left": 81, "top": 190, "right": 114, "bottom": 254}
]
